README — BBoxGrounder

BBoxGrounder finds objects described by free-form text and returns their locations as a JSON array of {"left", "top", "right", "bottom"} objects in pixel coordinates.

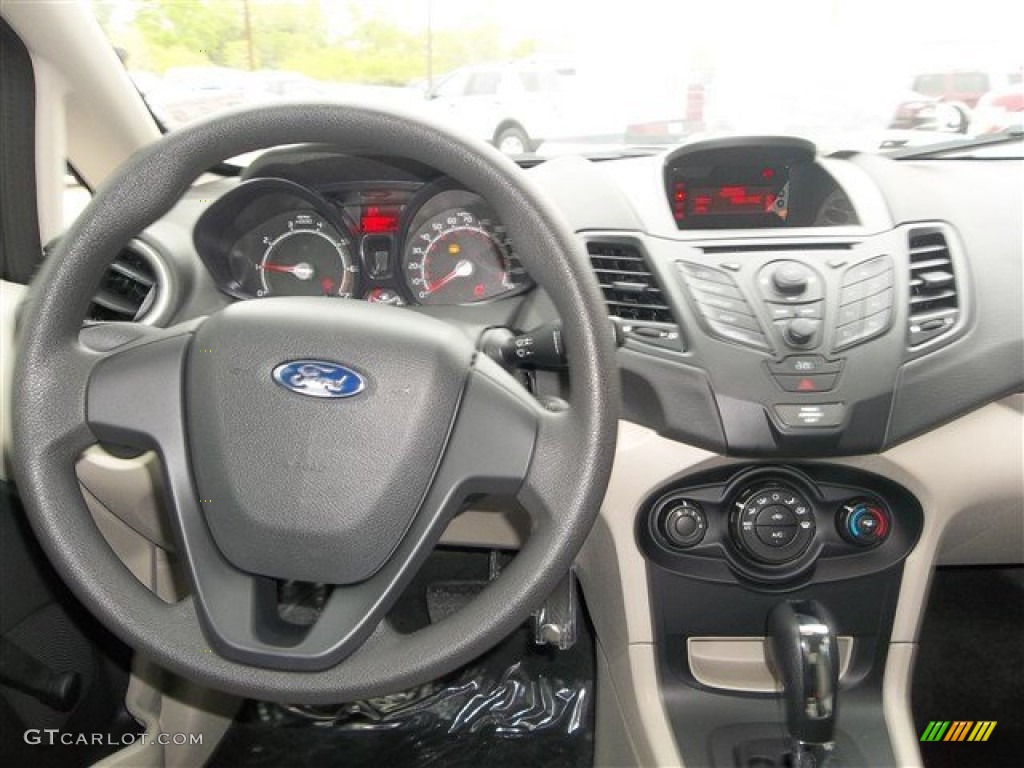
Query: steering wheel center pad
[{"left": 188, "top": 298, "right": 474, "bottom": 585}]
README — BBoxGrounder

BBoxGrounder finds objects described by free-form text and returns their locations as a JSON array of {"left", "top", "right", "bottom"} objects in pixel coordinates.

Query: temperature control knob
[{"left": 837, "top": 499, "right": 890, "bottom": 546}]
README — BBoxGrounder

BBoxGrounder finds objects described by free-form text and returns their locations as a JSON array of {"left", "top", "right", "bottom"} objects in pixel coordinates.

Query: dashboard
[
  {"left": 193, "top": 148, "right": 531, "bottom": 307},
  {"left": 124, "top": 137, "right": 1021, "bottom": 461},
  {"left": 18, "top": 124, "right": 1020, "bottom": 768}
]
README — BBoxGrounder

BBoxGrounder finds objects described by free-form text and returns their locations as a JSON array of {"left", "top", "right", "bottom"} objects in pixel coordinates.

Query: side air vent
[
  {"left": 586, "top": 240, "right": 682, "bottom": 351},
  {"left": 907, "top": 227, "right": 959, "bottom": 347},
  {"left": 88, "top": 240, "right": 165, "bottom": 324}
]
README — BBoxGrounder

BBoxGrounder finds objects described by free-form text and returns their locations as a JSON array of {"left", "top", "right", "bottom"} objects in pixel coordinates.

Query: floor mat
[
  {"left": 912, "top": 566, "right": 1024, "bottom": 768},
  {"left": 207, "top": 622, "right": 594, "bottom": 768}
]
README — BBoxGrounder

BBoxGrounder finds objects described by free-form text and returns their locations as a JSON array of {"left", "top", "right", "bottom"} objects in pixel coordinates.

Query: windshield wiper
[{"left": 888, "top": 128, "right": 1023, "bottom": 160}]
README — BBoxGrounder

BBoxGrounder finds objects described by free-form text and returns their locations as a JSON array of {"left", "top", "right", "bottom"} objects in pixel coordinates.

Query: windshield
[{"left": 93, "top": 0, "right": 1023, "bottom": 157}]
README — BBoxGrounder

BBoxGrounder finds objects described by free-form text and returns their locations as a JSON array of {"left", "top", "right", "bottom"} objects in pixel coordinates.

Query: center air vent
[
  {"left": 907, "top": 226, "right": 959, "bottom": 347},
  {"left": 587, "top": 240, "right": 682, "bottom": 351},
  {"left": 587, "top": 242, "right": 676, "bottom": 324},
  {"left": 88, "top": 240, "right": 165, "bottom": 324}
]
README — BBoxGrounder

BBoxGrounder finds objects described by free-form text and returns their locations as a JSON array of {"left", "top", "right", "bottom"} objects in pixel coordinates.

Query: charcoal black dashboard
[
  {"left": 129, "top": 137, "right": 1022, "bottom": 461},
  {"left": 521, "top": 137, "right": 1022, "bottom": 458}
]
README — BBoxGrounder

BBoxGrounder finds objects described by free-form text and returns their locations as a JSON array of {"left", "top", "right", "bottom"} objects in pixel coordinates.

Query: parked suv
[{"left": 422, "top": 61, "right": 573, "bottom": 154}]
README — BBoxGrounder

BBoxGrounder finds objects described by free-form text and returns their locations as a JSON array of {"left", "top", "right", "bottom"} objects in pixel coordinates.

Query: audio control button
[
  {"left": 677, "top": 262, "right": 735, "bottom": 285},
  {"left": 699, "top": 304, "right": 762, "bottom": 332},
  {"left": 782, "top": 317, "right": 821, "bottom": 347},
  {"left": 758, "top": 260, "right": 824, "bottom": 302},
  {"left": 772, "top": 264, "right": 811, "bottom": 295}
]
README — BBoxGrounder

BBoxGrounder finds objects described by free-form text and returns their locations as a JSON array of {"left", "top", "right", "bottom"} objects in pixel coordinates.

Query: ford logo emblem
[{"left": 272, "top": 360, "right": 366, "bottom": 399}]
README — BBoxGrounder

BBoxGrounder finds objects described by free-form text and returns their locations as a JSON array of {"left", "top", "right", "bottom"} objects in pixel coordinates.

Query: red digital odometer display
[{"left": 359, "top": 205, "right": 400, "bottom": 234}]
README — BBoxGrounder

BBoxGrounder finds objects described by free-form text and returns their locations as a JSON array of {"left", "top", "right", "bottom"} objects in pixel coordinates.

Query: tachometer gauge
[
  {"left": 254, "top": 212, "right": 357, "bottom": 298},
  {"left": 404, "top": 207, "right": 524, "bottom": 305}
]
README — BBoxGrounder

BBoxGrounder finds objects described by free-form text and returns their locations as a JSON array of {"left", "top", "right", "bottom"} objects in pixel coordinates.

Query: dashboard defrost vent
[
  {"left": 907, "top": 227, "right": 959, "bottom": 347},
  {"left": 87, "top": 240, "right": 163, "bottom": 324}
]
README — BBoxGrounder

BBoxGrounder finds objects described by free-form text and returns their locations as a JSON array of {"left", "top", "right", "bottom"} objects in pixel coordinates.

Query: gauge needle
[
  {"left": 260, "top": 262, "right": 314, "bottom": 281},
  {"left": 426, "top": 259, "right": 474, "bottom": 293}
]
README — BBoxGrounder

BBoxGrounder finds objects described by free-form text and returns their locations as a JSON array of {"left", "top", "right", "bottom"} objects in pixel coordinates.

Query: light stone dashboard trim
[{"left": 687, "top": 636, "right": 854, "bottom": 693}]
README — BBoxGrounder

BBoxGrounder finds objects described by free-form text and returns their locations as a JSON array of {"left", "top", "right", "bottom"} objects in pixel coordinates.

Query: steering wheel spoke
[{"left": 86, "top": 330, "right": 193, "bottom": 452}]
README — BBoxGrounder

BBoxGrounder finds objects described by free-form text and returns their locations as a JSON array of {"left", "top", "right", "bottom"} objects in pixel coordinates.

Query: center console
[{"left": 636, "top": 463, "right": 923, "bottom": 767}]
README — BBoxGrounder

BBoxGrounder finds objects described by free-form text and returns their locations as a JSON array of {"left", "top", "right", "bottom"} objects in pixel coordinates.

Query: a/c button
[{"left": 757, "top": 525, "right": 798, "bottom": 547}]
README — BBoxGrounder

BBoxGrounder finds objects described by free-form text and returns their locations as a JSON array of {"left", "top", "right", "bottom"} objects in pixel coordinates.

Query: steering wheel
[{"left": 10, "top": 104, "right": 618, "bottom": 703}]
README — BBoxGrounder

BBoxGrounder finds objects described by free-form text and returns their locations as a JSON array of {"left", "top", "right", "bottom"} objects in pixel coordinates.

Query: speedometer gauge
[
  {"left": 404, "top": 208, "right": 515, "bottom": 304},
  {"left": 253, "top": 212, "right": 357, "bottom": 298}
]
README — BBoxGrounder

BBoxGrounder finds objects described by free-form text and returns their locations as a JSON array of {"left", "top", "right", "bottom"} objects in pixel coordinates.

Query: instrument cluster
[{"left": 193, "top": 176, "right": 532, "bottom": 307}]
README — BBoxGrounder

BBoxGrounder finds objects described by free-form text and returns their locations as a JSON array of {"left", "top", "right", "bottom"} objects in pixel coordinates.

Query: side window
[
  {"left": 519, "top": 71, "right": 541, "bottom": 92},
  {"left": 951, "top": 72, "right": 988, "bottom": 94},
  {"left": 519, "top": 70, "right": 560, "bottom": 93},
  {"left": 433, "top": 71, "right": 470, "bottom": 98},
  {"left": 465, "top": 72, "right": 501, "bottom": 96},
  {"left": 913, "top": 74, "right": 945, "bottom": 96},
  {"left": 520, "top": 70, "right": 561, "bottom": 94}
]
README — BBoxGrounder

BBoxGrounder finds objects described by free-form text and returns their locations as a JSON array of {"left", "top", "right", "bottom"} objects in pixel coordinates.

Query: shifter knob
[{"left": 765, "top": 600, "right": 840, "bottom": 756}]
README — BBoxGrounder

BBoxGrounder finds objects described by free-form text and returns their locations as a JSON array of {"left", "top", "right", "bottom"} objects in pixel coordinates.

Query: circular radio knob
[
  {"left": 772, "top": 264, "right": 810, "bottom": 295},
  {"left": 784, "top": 318, "right": 819, "bottom": 346}
]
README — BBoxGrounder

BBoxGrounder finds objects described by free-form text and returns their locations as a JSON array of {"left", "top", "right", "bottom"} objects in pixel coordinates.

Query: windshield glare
[{"left": 93, "top": 0, "right": 1023, "bottom": 157}]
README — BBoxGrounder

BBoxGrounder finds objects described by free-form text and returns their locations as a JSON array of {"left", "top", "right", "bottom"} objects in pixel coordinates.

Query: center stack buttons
[
  {"left": 834, "top": 255, "right": 895, "bottom": 350},
  {"left": 757, "top": 260, "right": 826, "bottom": 349},
  {"left": 677, "top": 262, "right": 772, "bottom": 351}
]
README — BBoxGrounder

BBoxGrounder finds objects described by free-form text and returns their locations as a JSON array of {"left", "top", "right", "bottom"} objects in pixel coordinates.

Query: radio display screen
[{"left": 669, "top": 165, "right": 790, "bottom": 229}]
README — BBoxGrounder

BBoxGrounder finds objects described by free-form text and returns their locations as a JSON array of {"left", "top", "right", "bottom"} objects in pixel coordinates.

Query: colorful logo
[
  {"left": 271, "top": 360, "right": 366, "bottom": 399},
  {"left": 920, "top": 721, "right": 997, "bottom": 742}
]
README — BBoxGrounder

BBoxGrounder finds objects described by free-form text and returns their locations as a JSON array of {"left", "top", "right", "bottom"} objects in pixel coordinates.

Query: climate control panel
[
  {"left": 638, "top": 465, "right": 920, "bottom": 587},
  {"left": 730, "top": 484, "right": 816, "bottom": 564}
]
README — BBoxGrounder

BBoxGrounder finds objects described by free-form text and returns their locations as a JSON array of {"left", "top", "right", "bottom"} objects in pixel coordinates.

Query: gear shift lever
[{"left": 765, "top": 600, "right": 839, "bottom": 767}]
